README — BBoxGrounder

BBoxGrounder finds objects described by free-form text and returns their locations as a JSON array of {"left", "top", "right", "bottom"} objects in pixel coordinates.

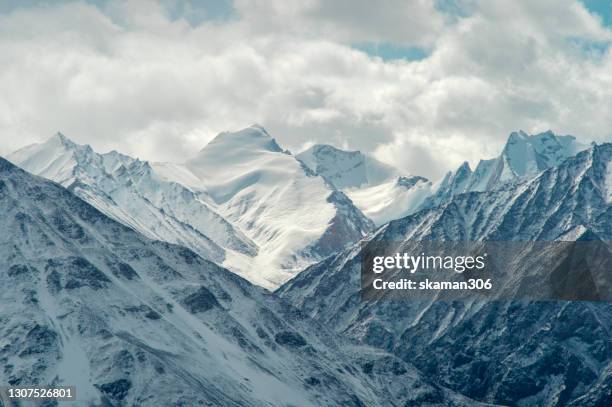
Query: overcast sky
[{"left": 0, "top": 0, "right": 611, "bottom": 178}]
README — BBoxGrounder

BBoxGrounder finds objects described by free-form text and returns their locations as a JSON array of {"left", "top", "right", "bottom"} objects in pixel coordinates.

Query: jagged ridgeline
[{"left": 8, "top": 127, "right": 588, "bottom": 288}]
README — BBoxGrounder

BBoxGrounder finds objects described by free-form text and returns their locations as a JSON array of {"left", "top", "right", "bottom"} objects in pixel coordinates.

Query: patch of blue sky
[
  {"left": 581, "top": 0, "right": 612, "bottom": 28},
  {"left": 575, "top": 1, "right": 612, "bottom": 60},
  {"left": 568, "top": 37, "right": 611, "bottom": 58},
  {"left": 164, "top": 0, "right": 236, "bottom": 25},
  {"left": 353, "top": 42, "right": 430, "bottom": 62},
  {"left": 352, "top": 0, "right": 467, "bottom": 62},
  {"left": 435, "top": 0, "right": 471, "bottom": 19}
]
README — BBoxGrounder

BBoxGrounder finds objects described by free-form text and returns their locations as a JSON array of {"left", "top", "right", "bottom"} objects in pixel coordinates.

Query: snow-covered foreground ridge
[
  {"left": 0, "top": 156, "right": 485, "bottom": 406},
  {"left": 9, "top": 126, "right": 373, "bottom": 289}
]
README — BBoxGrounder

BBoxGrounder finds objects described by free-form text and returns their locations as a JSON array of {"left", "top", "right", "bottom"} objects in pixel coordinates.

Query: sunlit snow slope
[
  {"left": 184, "top": 125, "right": 374, "bottom": 287},
  {"left": 345, "top": 176, "right": 432, "bottom": 226}
]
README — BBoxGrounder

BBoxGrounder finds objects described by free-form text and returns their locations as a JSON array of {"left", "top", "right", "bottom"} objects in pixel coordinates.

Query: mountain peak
[
  {"left": 202, "top": 125, "right": 283, "bottom": 155},
  {"left": 53, "top": 131, "right": 66, "bottom": 140},
  {"left": 507, "top": 130, "right": 529, "bottom": 142},
  {"left": 310, "top": 144, "right": 360, "bottom": 156},
  {"left": 248, "top": 123, "right": 270, "bottom": 135},
  {"left": 49, "top": 131, "right": 78, "bottom": 148},
  {"left": 40, "top": 132, "right": 98, "bottom": 161},
  {"left": 501, "top": 130, "right": 583, "bottom": 179},
  {"left": 6, "top": 132, "right": 93, "bottom": 185},
  {"left": 455, "top": 161, "right": 472, "bottom": 174},
  {"left": 297, "top": 144, "right": 400, "bottom": 189},
  {"left": 503, "top": 129, "right": 577, "bottom": 152},
  {"left": 539, "top": 129, "right": 556, "bottom": 138}
]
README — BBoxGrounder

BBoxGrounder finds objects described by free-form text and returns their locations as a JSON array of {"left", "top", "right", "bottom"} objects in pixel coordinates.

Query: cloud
[
  {"left": 0, "top": 0, "right": 610, "bottom": 179},
  {"left": 232, "top": 0, "right": 445, "bottom": 47}
]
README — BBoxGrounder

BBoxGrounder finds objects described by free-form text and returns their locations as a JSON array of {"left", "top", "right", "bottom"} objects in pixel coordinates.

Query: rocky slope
[
  {"left": 0, "top": 156, "right": 489, "bottom": 407},
  {"left": 278, "top": 143, "right": 612, "bottom": 406}
]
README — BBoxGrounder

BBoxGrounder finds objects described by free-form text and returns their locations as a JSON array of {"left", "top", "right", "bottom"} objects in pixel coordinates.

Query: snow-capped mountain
[
  {"left": 278, "top": 143, "right": 612, "bottom": 406},
  {"left": 424, "top": 130, "right": 588, "bottom": 209},
  {"left": 8, "top": 133, "right": 256, "bottom": 265},
  {"left": 9, "top": 128, "right": 374, "bottom": 289},
  {"left": 298, "top": 131, "right": 586, "bottom": 226},
  {"left": 181, "top": 125, "right": 374, "bottom": 287},
  {"left": 12, "top": 129, "right": 581, "bottom": 288},
  {"left": 297, "top": 144, "right": 399, "bottom": 189},
  {"left": 333, "top": 129, "right": 589, "bottom": 226},
  {"left": 296, "top": 143, "right": 436, "bottom": 226},
  {"left": 0, "top": 156, "right": 485, "bottom": 407}
]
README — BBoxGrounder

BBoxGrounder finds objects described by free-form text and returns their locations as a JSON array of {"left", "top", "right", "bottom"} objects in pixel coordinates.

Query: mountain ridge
[
  {"left": 8, "top": 133, "right": 258, "bottom": 265},
  {"left": 297, "top": 130, "right": 588, "bottom": 227},
  {"left": 424, "top": 130, "right": 588, "bottom": 210}
]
